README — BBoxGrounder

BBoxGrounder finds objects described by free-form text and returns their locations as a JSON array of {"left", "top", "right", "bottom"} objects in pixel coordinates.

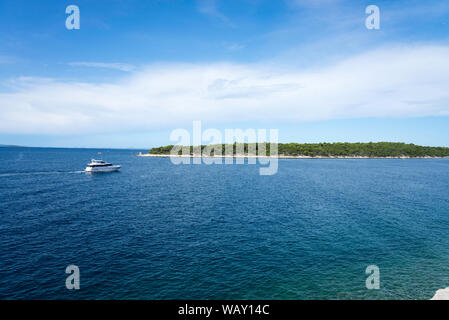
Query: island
[{"left": 137, "top": 142, "right": 449, "bottom": 159}]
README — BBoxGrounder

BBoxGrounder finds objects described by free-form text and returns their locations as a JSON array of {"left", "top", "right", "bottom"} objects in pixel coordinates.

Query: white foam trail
[{"left": 0, "top": 171, "right": 84, "bottom": 177}]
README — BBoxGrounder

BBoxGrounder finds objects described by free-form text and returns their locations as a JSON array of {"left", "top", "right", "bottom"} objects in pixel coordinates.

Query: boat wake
[{"left": 0, "top": 170, "right": 85, "bottom": 178}]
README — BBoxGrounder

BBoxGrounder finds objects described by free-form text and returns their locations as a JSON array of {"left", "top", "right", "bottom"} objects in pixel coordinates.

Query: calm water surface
[{"left": 1, "top": 147, "right": 449, "bottom": 299}]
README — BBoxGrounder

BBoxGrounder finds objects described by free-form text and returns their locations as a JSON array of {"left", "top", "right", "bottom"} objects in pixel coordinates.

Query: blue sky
[{"left": 0, "top": 0, "right": 449, "bottom": 148}]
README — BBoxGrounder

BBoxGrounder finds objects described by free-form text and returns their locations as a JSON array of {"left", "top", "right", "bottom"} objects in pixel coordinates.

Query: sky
[{"left": 0, "top": 0, "right": 449, "bottom": 148}]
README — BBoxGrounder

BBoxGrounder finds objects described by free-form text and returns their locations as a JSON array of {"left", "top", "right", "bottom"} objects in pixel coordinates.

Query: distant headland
[
  {"left": 139, "top": 142, "right": 449, "bottom": 159},
  {"left": 0, "top": 144, "right": 25, "bottom": 148}
]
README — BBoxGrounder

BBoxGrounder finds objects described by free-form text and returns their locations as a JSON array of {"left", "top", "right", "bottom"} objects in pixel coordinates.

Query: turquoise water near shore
[{"left": 1, "top": 147, "right": 449, "bottom": 299}]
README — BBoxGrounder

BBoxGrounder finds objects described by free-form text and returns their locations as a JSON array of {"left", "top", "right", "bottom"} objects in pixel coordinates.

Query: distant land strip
[{"left": 140, "top": 142, "right": 449, "bottom": 158}]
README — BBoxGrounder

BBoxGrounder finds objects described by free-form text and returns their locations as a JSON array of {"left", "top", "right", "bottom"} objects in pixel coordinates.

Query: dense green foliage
[{"left": 149, "top": 142, "right": 449, "bottom": 157}]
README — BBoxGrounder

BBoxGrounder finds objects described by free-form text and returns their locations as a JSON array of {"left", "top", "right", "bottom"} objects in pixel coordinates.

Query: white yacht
[{"left": 85, "top": 159, "right": 121, "bottom": 172}]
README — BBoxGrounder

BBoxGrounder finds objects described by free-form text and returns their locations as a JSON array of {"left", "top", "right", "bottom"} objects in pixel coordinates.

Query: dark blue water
[{"left": 1, "top": 147, "right": 449, "bottom": 299}]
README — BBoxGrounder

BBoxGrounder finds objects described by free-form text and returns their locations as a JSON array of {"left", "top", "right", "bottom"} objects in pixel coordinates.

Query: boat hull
[{"left": 85, "top": 165, "right": 121, "bottom": 173}]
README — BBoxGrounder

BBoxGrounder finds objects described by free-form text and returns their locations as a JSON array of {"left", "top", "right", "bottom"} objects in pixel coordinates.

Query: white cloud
[
  {"left": 68, "top": 62, "right": 136, "bottom": 72},
  {"left": 1, "top": 45, "right": 449, "bottom": 135}
]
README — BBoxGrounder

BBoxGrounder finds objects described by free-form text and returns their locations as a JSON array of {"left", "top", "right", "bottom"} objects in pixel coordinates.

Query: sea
[{"left": 1, "top": 146, "right": 449, "bottom": 299}]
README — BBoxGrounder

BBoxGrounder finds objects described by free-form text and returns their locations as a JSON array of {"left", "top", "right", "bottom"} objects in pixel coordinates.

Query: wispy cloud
[
  {"left": 286, "top": 0, "right": 342, "bottom": 8},
  {"left": 68, "top": 62, "right": 136, "bottom": 72},
  {"left": 223, "top": 42, "right": 245, "bottom": 51},
  {"left": 0, "top": 56, "right": 17, "bottom": 64},
  {"left": 1, "top": 45, "right": 449, "bottom": 135},
  {"left": 197, "top": 0, "right": 234, "bottom": 27}
]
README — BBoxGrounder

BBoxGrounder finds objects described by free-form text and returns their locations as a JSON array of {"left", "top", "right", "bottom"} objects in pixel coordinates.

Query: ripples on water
[{"left": 1, "top": 147, "right": 449, "bottom": 299}]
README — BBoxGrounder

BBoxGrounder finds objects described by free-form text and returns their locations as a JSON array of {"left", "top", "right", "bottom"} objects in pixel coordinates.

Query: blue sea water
[{"left": 1, "top": 147, "right": 449, "bottom": 299}]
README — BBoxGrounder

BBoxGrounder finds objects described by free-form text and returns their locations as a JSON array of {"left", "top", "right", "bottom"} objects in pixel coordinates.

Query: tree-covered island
[{"left": 147, "top": 142, "right": 449, "bottom": 158}]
